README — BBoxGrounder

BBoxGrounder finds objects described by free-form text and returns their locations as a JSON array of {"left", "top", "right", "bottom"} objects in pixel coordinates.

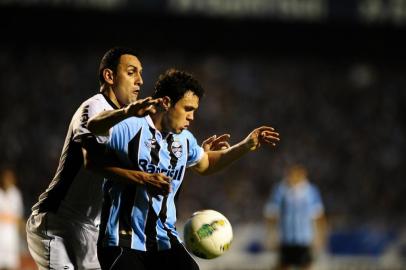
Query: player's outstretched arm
[
  {"left": 193, "top": 126, "right": 280, "bottom": 175},
  {"left": 87, "top": 97, "right": 162, "bottom": 135}
]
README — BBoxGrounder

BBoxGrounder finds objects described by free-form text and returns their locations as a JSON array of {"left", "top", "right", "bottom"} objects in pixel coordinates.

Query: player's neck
[
  {"left": 150, "top": 112, "right": 169, "bottom": 133},
  {"left": 100, "top": 86, "right": 122, "bottom": 108}
]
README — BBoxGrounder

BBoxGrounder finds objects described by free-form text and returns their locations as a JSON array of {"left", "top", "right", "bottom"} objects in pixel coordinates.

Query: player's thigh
[
  {"left": 26, "top": 214, "right": 75, "bottom": 270},
  {"left": 150, "top": 243, "right": 199, "bottom": 270},
  {"left": 0, "top": 226, "right": 20, "bottom": 269},
  {"left": 98, "top": 246, "right": 147, "bottom": 270},
  {"left": 75, "top": 224, "right": 100, "bottom": 270},
  {"left": 279, "top": 245, "right": 312, "bottom": 267}
]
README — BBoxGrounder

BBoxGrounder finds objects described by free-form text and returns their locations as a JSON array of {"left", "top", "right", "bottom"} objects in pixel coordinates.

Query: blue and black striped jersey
[
  {"left": 99, "top": 115, "right": 204, "bottom": 251},
  {"left": 264, "top": 180, "right": 324, "bottom": 245}
]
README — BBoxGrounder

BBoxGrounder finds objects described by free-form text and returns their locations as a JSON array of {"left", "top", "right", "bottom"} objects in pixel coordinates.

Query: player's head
[
  {"left": 0, "top": 166, "right": 17, "bottom": 190},
  {"left": 99, "top": 47, "right": 143, "bottom": 106},
  {"left": 153, "top": 69, "right": 204, "bottom": 134},
  {"left": 285, "top": 164, "right": 308, "bottom": 185}
]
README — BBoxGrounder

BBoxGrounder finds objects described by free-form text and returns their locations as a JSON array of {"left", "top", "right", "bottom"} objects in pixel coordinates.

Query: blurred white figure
[{"left": 0, "top": 167, "right": 24, "bottom": 270}]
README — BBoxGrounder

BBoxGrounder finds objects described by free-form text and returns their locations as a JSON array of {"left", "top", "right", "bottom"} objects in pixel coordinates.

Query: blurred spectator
[
  {"left": 0, "top": 166, "right": 24, "bottom": 270},
  {"left": 264, "top": 164, "right": 327, "bottom": 270}
]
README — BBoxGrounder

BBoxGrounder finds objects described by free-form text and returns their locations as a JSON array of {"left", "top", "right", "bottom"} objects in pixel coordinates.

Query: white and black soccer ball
[{"left": 183, "top": 209, "right": 233, "bottom": 259}]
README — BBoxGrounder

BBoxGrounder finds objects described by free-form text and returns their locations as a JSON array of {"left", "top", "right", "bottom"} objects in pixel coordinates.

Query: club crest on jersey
[
  {"left": 171, "top": 141, "right": 183, "bottom": 158},
  {"left": 145, "top": 138, "right": 157, "bottom": 149}
]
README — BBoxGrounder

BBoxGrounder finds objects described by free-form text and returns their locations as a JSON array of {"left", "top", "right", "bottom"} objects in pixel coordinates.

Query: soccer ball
[{"left": 183, "top": 209, "right": 233, "bottom": 259}]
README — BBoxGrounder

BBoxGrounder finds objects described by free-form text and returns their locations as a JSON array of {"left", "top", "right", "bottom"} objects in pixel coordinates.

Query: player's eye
[{"left": 185, "top": 106, "right": 195, "bottom": 112}]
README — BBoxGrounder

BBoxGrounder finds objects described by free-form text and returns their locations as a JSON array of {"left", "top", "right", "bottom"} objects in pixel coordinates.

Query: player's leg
[
  {"left": 0, "top": 224, "right": 20, "bottom": 270},
  {"left": 277, "top": 245, "right": 313, "bottom": 270},
  {"left": 98, "top": 246, "right": 147, "bottom": 270},
  {"left": 275, "top": 245, "right": 294, "bottom": 270},
  {"left": 296, "top": 245, "right": 313, "bottom": 270},
  {"left": 26, "top": 213, "right": 75, "bottom": 270},
  {"left": 148, "top": 242, "right": 200, "bottom": 270},
  {"left": 74, "top": 223, "right": 101, "bottom": 270}
]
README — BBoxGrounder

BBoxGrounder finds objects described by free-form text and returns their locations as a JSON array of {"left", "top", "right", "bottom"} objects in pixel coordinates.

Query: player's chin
[
  {"left": 177, "top": 127, "right": 187, "bottom": 134},
  {"left": 130, "top": 95, "right": 138, "bottom": 103}
]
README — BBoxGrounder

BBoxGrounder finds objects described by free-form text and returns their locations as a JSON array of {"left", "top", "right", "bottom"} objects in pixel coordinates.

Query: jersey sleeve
[
  {"left": 15, "top": 188, "right": 24, "bottom": 218},
  {"left": 184, "top": 131, "right": 204, "bottom": 168},
  {"left": 72, "top": 97, "right": 112, "bottom": 145},
  {"left": 263, "top": 183, "right": 283, "bottom": 218},
  {"left": 106, "top": 117, "right": 142, "bottom": 166},
  {"left": 310, "top": 185, "right": 324, "bottom": 218}
]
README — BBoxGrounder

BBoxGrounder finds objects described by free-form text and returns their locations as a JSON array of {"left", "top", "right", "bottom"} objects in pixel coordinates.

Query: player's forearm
[
  {"left": 101, "top": 166, "right": 146, "bottom": 185},
  {"left": 202, "top": 141, "right": 251, "bottom": 175},
  {"left": 87, "top": 108, "right": 129, "bottom": 135},
  {"left": 87, "top": 162, "right": 146, "bottom": 185}
]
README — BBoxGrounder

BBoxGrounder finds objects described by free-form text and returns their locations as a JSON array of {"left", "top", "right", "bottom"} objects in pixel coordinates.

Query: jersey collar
[
  {"left": 100, "top": 93, "right": 120, "bottom": 110},
  {"left": 145, "top": 115, "right": 173, "bottom": 139}
]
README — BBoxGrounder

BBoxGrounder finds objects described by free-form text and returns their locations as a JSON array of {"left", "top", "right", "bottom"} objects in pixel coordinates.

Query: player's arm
[
  {"left": 263, "top": 188, "right": 281, "bottom": 251},
  {"left": 313, "top": 213, "right": 327, "bottom": 253},
  {"left": 192, "top": 126, "right": 280, "bottom": 175},
  {"left": 87, "top": 97, "right": 162, "bottom": 135},
  {"left": 264, "top": 215, "right": 279, "bottom": 251},
  {"left": 81, "top": 136, "right": 171, "bottom": 195}
]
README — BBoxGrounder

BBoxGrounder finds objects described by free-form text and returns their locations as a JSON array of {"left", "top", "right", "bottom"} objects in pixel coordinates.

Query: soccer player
[
  {"left": 263, "top": 164, "right": 326, "bottom": 270},
  {"left": 95, "top": 68, "right": 281, "bottom": 270},
  {"left": 26, "top": 47, "right": 231, "bottom": 270},
  {"left": 0, "top": 167, "right": 24, "bottom": 270},
  {"left": 26, "top": 47, "right": 171, "bottom": 270}
]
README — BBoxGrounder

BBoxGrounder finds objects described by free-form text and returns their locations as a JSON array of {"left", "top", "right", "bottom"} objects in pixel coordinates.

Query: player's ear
[
  {"left": 103, "top": 68, "right": 114, "bottom": 85},
  {"left": 162, "top": 96, "right": 171, "bottom": 111}
]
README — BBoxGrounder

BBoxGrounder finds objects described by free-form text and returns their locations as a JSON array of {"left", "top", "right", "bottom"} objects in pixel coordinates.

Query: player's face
[
  {"left": 113, "top": 54, "right": 143, "bottom": 107},
  {"left": 165, "top": 91, "right": 199, "bottom": 134}
]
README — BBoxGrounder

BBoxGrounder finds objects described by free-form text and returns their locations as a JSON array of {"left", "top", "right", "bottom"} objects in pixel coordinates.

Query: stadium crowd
[{"left": 0, "top": 46, "right": 405, "bottom": 232}]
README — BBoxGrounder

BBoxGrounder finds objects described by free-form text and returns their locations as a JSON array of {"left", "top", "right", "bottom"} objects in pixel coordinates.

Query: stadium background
[{"left": 1, "top": 0, "right": 406, "bottom": 269}]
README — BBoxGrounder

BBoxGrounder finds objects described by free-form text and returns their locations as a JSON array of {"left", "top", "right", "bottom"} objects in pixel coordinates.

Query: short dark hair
[
  {"left": 153, "top": 69, "right": 204, "bottom": 104},
  {"left": 98, "top": 47, "right": 139, "bottom": 85}
]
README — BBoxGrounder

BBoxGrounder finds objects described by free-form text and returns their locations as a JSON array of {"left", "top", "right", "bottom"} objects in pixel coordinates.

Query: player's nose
[{"left": 136, "top": 73, "right": 143, "bottom": 85}]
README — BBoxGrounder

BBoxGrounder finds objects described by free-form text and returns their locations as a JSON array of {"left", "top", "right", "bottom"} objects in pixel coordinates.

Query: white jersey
[
  {"left": 31, "top": 93, "right": 117, "bottom": 227},
  {"left": 0, "top": 186, "right": 23, "bottom": 268}
]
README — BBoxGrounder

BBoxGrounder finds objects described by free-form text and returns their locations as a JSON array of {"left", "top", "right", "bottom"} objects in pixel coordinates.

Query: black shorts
[
  {"left": 98, "top": 242, "right": 199, "bottom": 270},
  {"left": 279, "top": 245, "right": 312, "bottom": 267}
]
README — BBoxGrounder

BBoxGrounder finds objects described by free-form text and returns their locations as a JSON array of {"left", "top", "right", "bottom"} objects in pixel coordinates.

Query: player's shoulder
[
  {"left": 177, "top": 129, "right": 196, "bottom": 140},
  {"left": 7, "top": 186, "right": 22, "bottom": 197},
  {"left": 274, "top": 181, "right": 288, "bottom": 194},
  {"left": 80, "top": 93, "right": 111, "bottom": 109},
  {"left": 308, "top": 182, "right": 321, "bottom": 193},
  {"left": 114, "top": 116, "right": 147, "bottom": 131}
]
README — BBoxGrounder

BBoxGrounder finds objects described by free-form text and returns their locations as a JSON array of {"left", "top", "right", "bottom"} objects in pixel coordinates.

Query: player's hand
[
  {"left": 202, "top": 134, "right": 231, "bottom": 151},
  {"left": 125, "top": 97, "right": 163, "bottom": 117},
  {"left": 243, "top": 126, "right": 280, "bottom": 151}
]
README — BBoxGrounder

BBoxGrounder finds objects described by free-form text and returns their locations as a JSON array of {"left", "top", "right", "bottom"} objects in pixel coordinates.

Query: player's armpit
[{"left": 81, "top": 135, "right": 123, "bottom": 170}]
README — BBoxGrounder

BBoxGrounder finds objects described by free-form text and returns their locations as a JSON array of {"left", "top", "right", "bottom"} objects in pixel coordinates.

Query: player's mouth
[{"left": 133, "top": 85, "right": 140, "bottom": 93}]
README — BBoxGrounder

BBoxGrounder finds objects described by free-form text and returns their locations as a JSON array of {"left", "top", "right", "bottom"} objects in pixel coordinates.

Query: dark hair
[
  {"left": 0, "top": 164, "right": 16, "bottom": 183},
  {"left": 98, "top": 47, "right": 139, "bottom": 85},
  {"left": 153, "top": 69, "right": 204, "bottom": 104}
]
